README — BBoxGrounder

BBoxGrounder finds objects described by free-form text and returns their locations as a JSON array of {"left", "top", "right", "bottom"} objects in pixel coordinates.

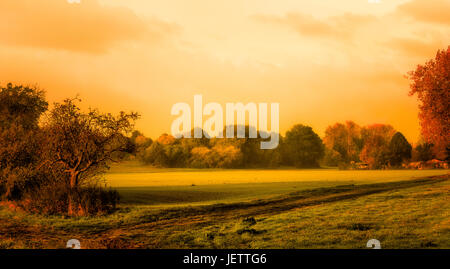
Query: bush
[
  {"left": 72, "top": 187, "right": 120, "bottom": 216},
  {"left": 0, "top": 165, "right": 42, "bottom": 201},
  {"left": 20, "top": 183, "right": 119, "bottom": 216},
  {"left": 20, "top": 183, "right": 68, "bottom": 215}
]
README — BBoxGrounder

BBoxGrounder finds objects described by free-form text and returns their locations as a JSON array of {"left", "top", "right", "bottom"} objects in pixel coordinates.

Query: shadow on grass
[{"left": 135, "top": 174, "right": 449, "bottom": 224}]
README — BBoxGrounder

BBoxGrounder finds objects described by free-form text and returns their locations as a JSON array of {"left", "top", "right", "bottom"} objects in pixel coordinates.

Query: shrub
[
  {"left": 71, "top": 187, "right": 120, "bottom": 216},
  {"left": 0, "top": 165, "right": 42, "bottom": 201},
  {"left": 21, "top": 183, "right": 119, "bottom": 216},
  {"left": 20, "top": 183, "right": 69, "bottom": 215}
]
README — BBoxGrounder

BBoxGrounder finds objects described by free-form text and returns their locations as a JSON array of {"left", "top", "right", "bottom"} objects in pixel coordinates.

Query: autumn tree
[
  {"left": 141, "top": 142, "right": 170, "bottom": 167},
  {"left": 219, "top": 125, "right": 281, "bottom": 168},
  {"left": 0, "top": 83, "right": 48, "bottom": 130},
  {"left": 408, "top": 46, "right": 449, "bottom": 160},
  {"left": 323, "top": 121, "right": 363, "bottom": 165},
  {"left": 388, "top": 132, "right": 412, "bottom": 167},
  {"left": 412, "top": 142, "right": 435, "bottom": 162},
  {"left": 39, "top": 98, "right": 139, "bottom": 215},
  {"left": 359, "top": 124, "right": 396, "bottom": 169},
  {"left": 189, "top": 145, "right": 243, "bottom": 168},
  {"left": 209, "top": 144, "right": 243, "bottom": 168},
  {"left": 0, "top": 83, "right": 48, "bottom": 199},
  {"left": 322, "top": 148, "right": 343, "bottom": 167},
  {"left": 282, "top": 124, "right": 324, "bottom": 168},
  {"left": 131, "top": 130, "right": 152, "bottom": 150}
]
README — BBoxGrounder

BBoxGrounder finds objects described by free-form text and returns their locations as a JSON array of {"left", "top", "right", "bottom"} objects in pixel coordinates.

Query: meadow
[
  {"left": 0, "top": 162, "right": 448, "bottom": 249},
  {"left": 107, "top": 162, "right": 448, "bottom": 205}
]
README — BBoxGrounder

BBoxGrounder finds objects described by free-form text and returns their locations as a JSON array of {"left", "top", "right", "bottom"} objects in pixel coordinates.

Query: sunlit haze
[{"left": 1, "top": 0, "right": 449, "bottom": 142}]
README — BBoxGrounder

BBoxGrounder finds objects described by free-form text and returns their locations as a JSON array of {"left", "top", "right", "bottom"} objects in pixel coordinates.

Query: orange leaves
[{"left": 408, "top": 46, "right": 449, "bottom": 160}]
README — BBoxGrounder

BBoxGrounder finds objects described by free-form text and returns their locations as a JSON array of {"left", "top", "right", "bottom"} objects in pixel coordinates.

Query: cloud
[
  {"left": 252, "top": 12, "right": 375, "bottom": 40},
  {"left": 396, "top": 0, "right": 450, "bottom": 25},
  {"left": 2, "top": 0, "right": 439, "bottom": 142},
  {"left": 386, "top": 37, "right": 446, "bottom": 58},
  {"left": 0, "top": 0, "right": 177, "bottom": 53}
]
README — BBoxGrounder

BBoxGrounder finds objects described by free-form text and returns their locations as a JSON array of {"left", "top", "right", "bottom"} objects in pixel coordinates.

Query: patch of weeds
[
  {"left": 236, "top": 228, "right": 265, "bottom": 235},
  {"left": 0, "top": 240, "right": 15, "bottom": 249},
  {"left": 205, "top": 232, "right": 215, "bottom": 240},
  {"left": 341, "top": 223, "right": 374, "bottom": 231},
  {"left": 100, "top": 237, "right": 132, "bottom": 249},
  {"left": 421, "top": 241, "right": 438, "bottom": 248},
  {"left": 242, "top": 217, "right": 257, "bottom": 226},
  {"left": 235, "top": 216, "right": 266, "bottom": 235}
]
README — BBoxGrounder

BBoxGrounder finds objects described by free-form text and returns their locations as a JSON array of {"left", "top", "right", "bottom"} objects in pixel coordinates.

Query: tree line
[
  {"left": 126, "top": 121, "right": 442, "bottom": 170},
  {"left": 129, "top": 124, "right": 323, "bottom": 169}
]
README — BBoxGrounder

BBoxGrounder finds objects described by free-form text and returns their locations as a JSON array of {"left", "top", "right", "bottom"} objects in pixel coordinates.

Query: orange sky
[{"left": 1, "top": 0, "right": 449, "bottom": 142}]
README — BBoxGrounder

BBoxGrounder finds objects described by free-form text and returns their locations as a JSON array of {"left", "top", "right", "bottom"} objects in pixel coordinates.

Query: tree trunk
[{"left": 68, "top": 171, "right": 78, "bottom": 216}]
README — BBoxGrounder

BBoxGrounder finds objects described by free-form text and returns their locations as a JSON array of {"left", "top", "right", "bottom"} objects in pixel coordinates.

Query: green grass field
[
  {"left": 0, "top": 162, "right": 448, "bottom": 249},
  {"left": 107, "top": 162, "right": 448, "bottom": 206}
]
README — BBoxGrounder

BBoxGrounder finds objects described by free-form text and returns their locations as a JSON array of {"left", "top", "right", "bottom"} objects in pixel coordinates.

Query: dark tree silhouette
[
  {"left": 388, "top": 132, "right": 412, "bottom": 167},
  {"left": 283, "top": 124, "right": 324, "bottom": 168}
]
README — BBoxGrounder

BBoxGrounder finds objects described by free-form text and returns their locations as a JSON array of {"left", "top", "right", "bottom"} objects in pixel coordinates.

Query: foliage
[
  {"left": 189, "top": 145, "right": 243, "bottom": 168},
  {"left": 282, "top": 124, "right": 324, "bottom": 168},
  {"left": 21, "top": 182, "right": 119, "bottom": 216},
  {"left": 322, "top": 148, "right": 343, "bottom": 167},
  {"left": 408, "top": 46, "right": 450, "bottom": 160},
  {"left": 136, "top": 121, "right": 418, "bottom": 170},
  {"left": 388, "top": 132, "right": 412, "bottom": 167},
  {"left": 137, "top": 126, "right": 282, "bottom": 168},
  {"left": 140, "top": 141, "right": 170, "bottom": 167},
  {"left": 40, "top": 98, "right": 139, "bottom": 186},
  {"left": 0, "top": 84, "right": 48, "bottom": 200},
  {"left": 359, "top": 124, "right": 396, "bottom": 169},
  {"left": 38, "top": 98, "right": 138, "bottom": 215},
  {"left": 412, "top": 142, "right": 435, "bottom": 162},
  {"left": 323, "top": 121, "right": 363, "bottom": 164},
  {"left": 0, "top": 83, "right": 48, "bottom": 130},
  {"left": 0, "top": 88, "right": 138, "bottom": 216}
]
